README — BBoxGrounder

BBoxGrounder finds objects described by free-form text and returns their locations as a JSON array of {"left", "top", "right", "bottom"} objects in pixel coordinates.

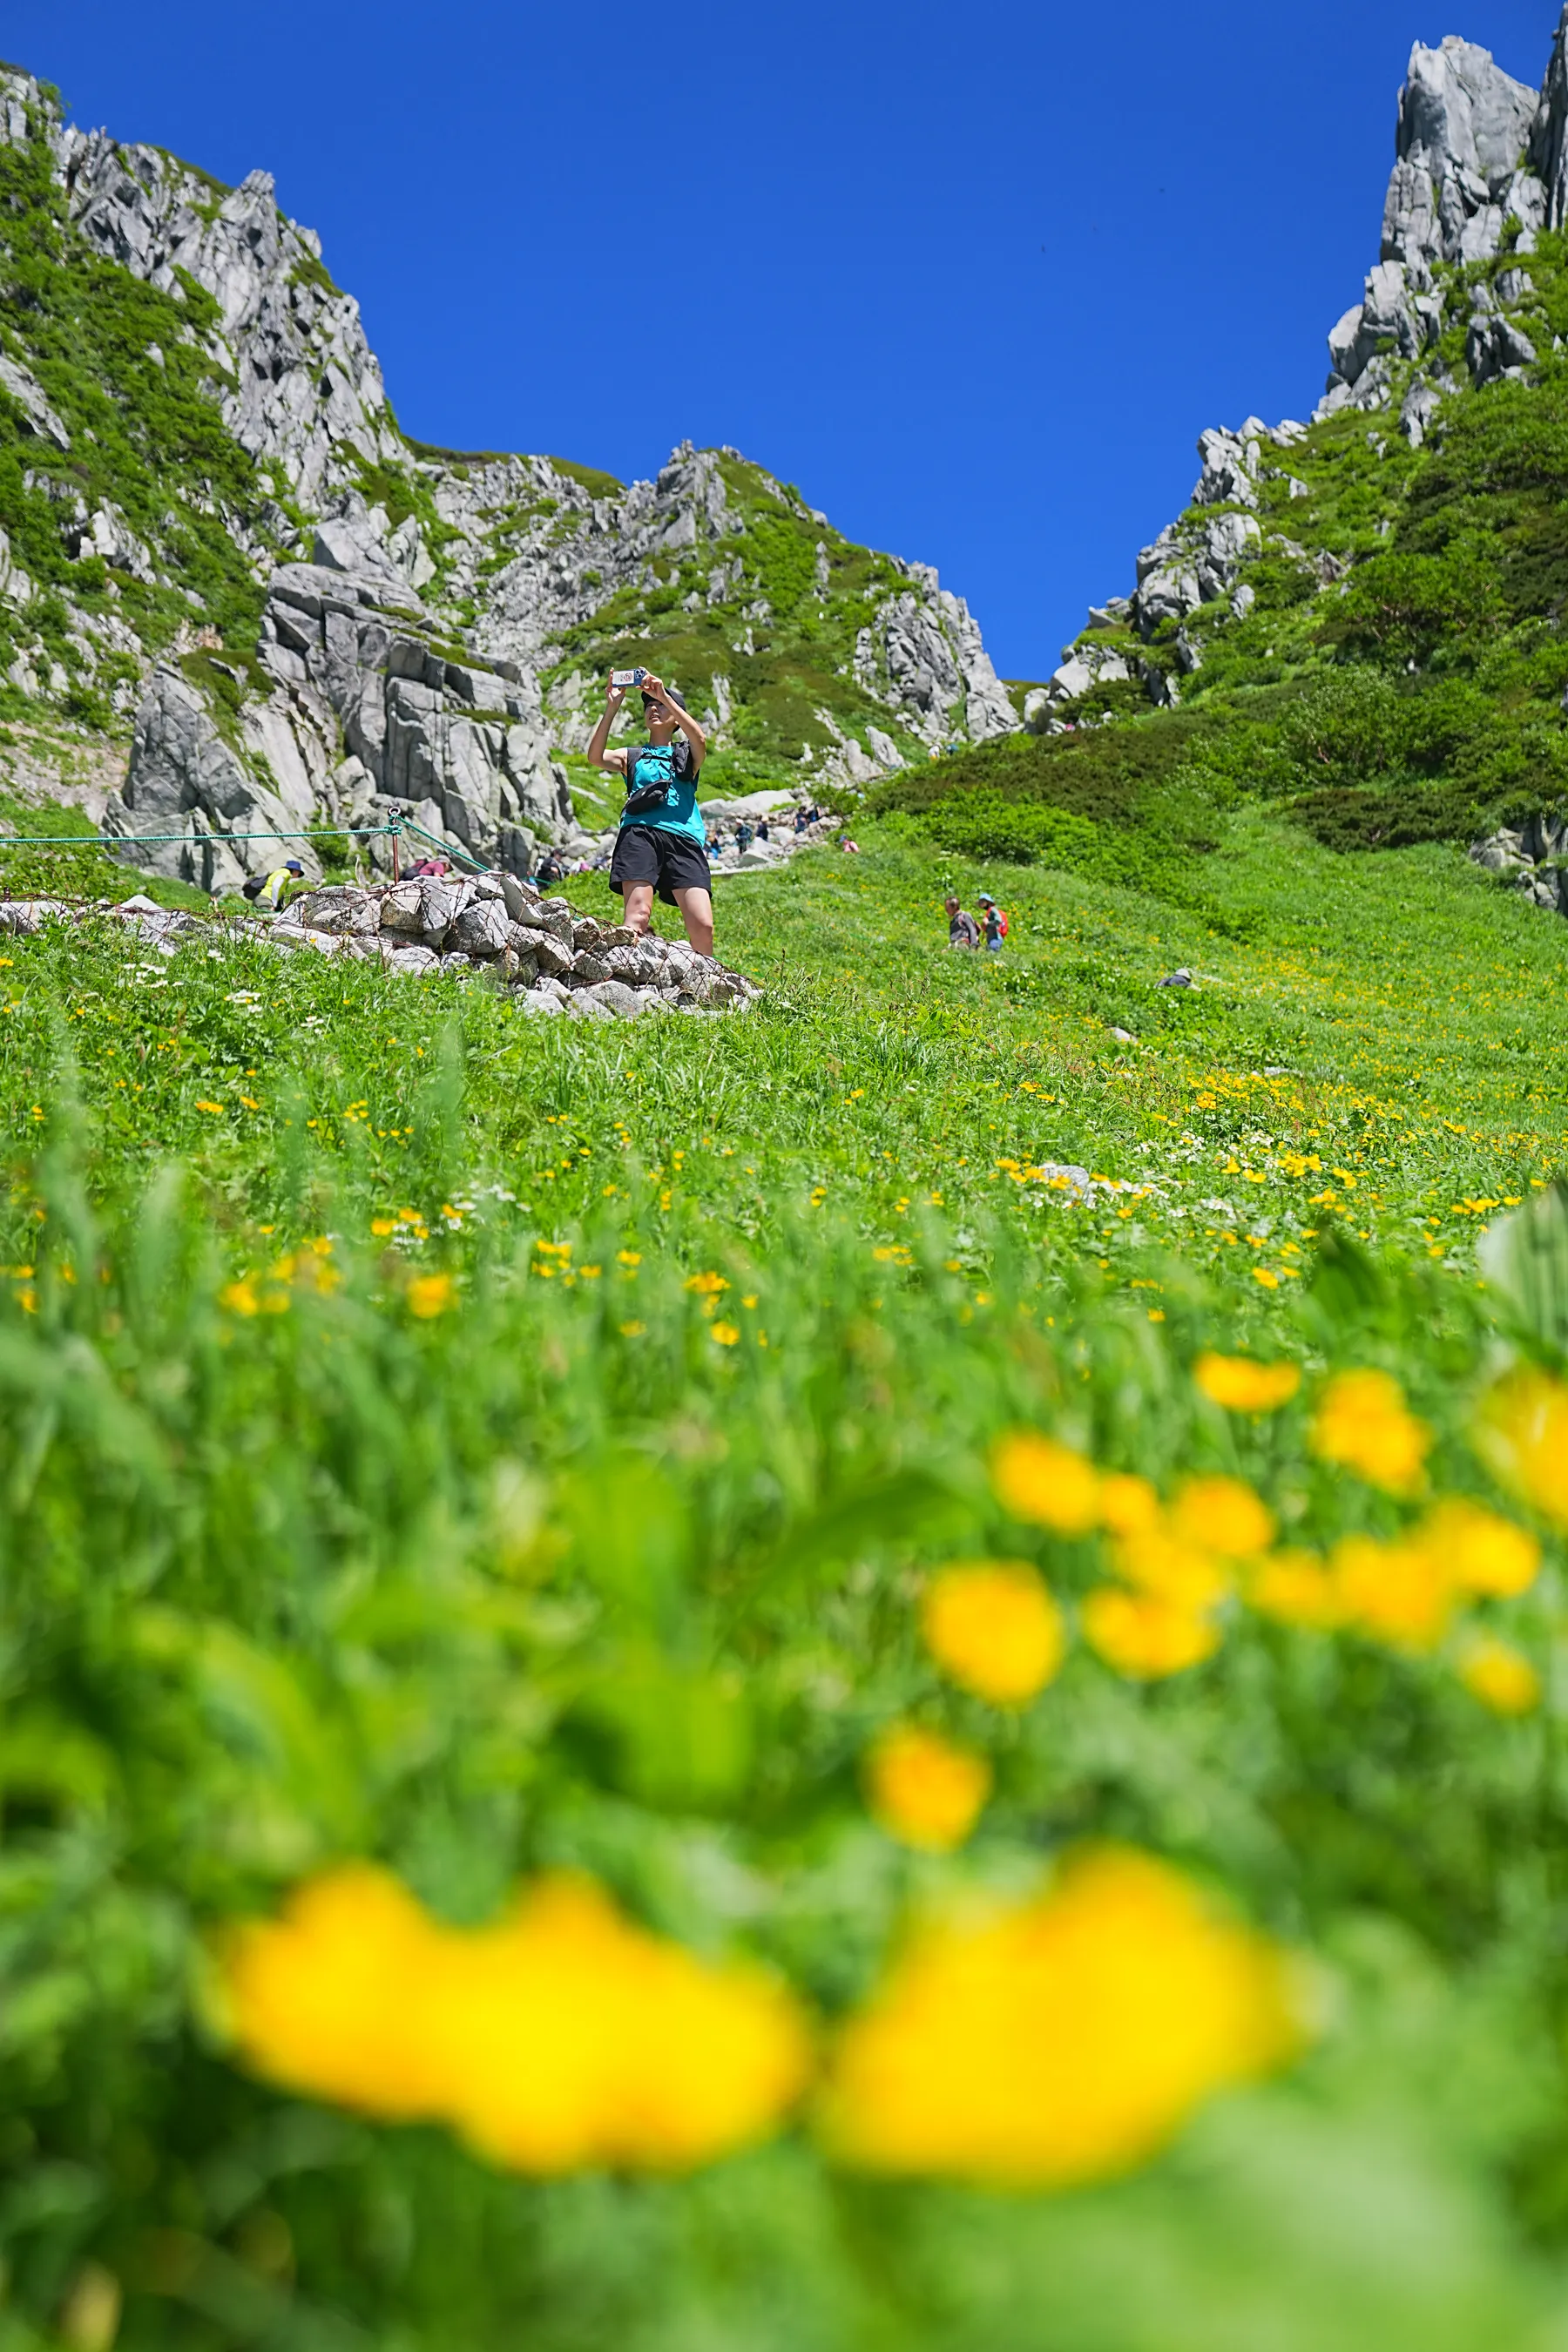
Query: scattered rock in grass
[{"left": 1157, "top": 968, "right": 1194, "bottom": 989}]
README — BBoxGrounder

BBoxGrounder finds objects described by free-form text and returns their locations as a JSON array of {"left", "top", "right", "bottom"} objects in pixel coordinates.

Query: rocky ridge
[
  {"left": 0, "top": 65, "right": 1016, "bottom": 896},
  {"left": 1032, "top": 16, "right": 1568, "bottom": 733}
]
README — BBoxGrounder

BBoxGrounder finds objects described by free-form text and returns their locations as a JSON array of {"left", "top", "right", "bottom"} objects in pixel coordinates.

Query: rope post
[{"left": 390, "top": 807, "right": 403, "bottom": 885}]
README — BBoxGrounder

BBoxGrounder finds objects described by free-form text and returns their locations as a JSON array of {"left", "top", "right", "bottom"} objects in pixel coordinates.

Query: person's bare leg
[
  {"left": 621, "top": 882, "right": 656, "bottom": 937},
  {"left": 673, "top": 886, "right": 714, "bottom": 956}
]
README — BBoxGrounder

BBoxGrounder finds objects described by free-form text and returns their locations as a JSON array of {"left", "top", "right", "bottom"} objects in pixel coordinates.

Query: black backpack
[{"left": 623, "top": 740, "right": 693, "bottom": 816}]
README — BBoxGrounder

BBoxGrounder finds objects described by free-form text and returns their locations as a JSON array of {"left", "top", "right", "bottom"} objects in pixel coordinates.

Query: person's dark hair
[{"left": 643, "top": 684, "right": 686, "bottom": 712}]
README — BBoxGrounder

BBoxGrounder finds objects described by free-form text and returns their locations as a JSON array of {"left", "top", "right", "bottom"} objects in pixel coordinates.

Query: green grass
[{"left": 3, "top": 802, "right": 1568, "bottom": 2344}]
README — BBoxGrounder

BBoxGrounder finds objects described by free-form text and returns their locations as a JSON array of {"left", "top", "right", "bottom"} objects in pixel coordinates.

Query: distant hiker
[
  {"left": 410, "top": 855, "right": 451, "bottom": 878},
  {"left": 537, "top": 848, "right": 565, "bottom": 889},
  {"left": 977, "top": 893, "right": 1008, "bottom": 953},
  {"left": 756, "top": 818, "right": 770, "bottom": 841},
  {"left": 247, "top": 857, "right": 304, "bottom": 910},
  {"left": 587, "top": 669, "right": 713, "bottom": 956},
  {"left": 737, "top": 820, "right": 754, "bottom": 853},
  {"left": 946, "top": 895, "right": 980, "bottom": 949},
  {"left": 839, "top": 834, "right": 861, "bottom": 855}
]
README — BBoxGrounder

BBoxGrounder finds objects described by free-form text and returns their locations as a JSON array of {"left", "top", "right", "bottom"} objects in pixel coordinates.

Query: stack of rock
[
  {"left": 269, "top": 872, "right": 758, "bottom": 1016},
  {"left": 0, "top": 880, "right": 760, "bottom": 1015}
]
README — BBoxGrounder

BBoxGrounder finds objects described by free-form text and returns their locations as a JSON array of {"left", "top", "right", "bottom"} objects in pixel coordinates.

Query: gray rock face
[
  {"left": 1471, "top": 812, "right": 1568, "bottom": 916},
  {"left": 104, "top": 666, "right": 319, "bottom": 891},
  {"left": 1382, "top": 35, "right": 1543, "bottom": 274},
  {"left": 1466, "top": 311, "right": 1538, "bottom": 387},
  {"left": 53, "top": 130, "right": 400, "bottom": 506}
]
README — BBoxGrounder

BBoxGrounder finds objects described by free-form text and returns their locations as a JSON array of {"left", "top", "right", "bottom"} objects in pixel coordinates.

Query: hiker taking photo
[{"left": 587, "top": 670, "right": 713, "bottom": 955}]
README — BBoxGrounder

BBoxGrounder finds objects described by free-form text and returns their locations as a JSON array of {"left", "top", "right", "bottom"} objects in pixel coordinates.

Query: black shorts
[{"left": 609, "top": 824, "right": 713, "bottom": 907}]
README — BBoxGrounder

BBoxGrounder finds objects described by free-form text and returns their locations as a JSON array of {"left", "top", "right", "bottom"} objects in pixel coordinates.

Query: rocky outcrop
[
  {"left": 256, "top": 540, "right": 576, "bottom": 876},
  {"left": 1470, "top": 813, "right": 1568, "bottom": 916},
  {"left": 103, "top": 667, "right": 321, "bottom": 893},
  {"left": 50, "top": 125, "right": 401, "bottom": 507},
  {"left": 1321, "top": 29, "right": 1561, "bottom": 418}
]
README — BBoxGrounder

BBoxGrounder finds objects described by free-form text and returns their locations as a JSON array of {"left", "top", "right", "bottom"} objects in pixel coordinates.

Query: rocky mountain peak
[{"left": 1030, "top": 8, "right": 1568, "bottom": 734}]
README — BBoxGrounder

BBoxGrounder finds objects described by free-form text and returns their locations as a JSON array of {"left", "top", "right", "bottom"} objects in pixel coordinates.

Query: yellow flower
[
  {"left": 1083, "top": 1588, "right": 1221, "bottom": 1680},
  {"left": 431, "top": 1877, "right": 810, "bottom": 2174},
  {"left": 220, "top": 1868, "right": 811, "bottom": 2175},
  {"left": 619, "top": 1320, "right": 647, "bottom": 1338},
  {"left": 1247, "top": 1551, "right": 1345, "bottom": 1630},
  {"left": 866, "top": 1726, "right": 992, "bottom": 1853},
  {"left": 1458, "top": 1635, "right": 1542, "bottom": 1716},
  {"left": 686, "top": 1270, "right": 730, "bottom": 1296},
  {"left": 990, "top": 1431, "right": 1100, "bottom": 1534},
  {"left": 1310, "top": 1369, "right": 1432, "bottom": 1496},
  {"left": 220, "top": 1866, "right": 457, "bottom": 2122},
  {"left": 1193, "top": 1354, "right": 1301, "bottom": 1413},
  {"left": 710, "top": 1321, "right": 741, "bottom": 1347},
  {"left": 1168, "top": 1476, "right": 1275, "bottom": 1560},
  {"left": 220, "top": 1279, "right": 259, "bottom": 1317},
  {"left": 371, "top": 1216, "right": 397, "bottom": 1236},
  {"left": 1417, "top": 1497, "right": 1540, "bottom": 1598},
  {"left": 1330, "top": 1533, "right": 1454, "bottom": 1652},
  {"left": 922, "top": 1563, "right": 1065, "bottom": 1706},
  {"left": 1474, "top": 1368, "right": 1568, "bottom": 1529},
  {"left": 1098, "top": 1473, "right": 1161, "bottom": 1535},
  {"left": 407, "top": 1273, "right": 455, "bottom": 1319},
  {"left": 195, "top": 1098, "right": 226, "bottom": 1115},
  {"left": 819, "top": 1848, "right": 1302, "bottom": 2188}
]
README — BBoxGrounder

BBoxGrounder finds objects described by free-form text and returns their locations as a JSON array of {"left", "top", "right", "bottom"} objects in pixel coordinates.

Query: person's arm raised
[
  {"left": 640, "top": 672, "right": 707, "bottom": 767},
  {"left": 586, "top": 678, "right": 631, "bottom": 774}
]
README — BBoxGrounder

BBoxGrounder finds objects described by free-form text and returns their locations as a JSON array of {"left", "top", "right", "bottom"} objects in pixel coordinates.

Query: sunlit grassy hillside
[{"left": 3, "top": 798, "right": 1568, "bottom": 2349}]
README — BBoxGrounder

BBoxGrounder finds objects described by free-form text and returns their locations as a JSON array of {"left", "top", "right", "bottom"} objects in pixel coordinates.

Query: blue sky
[{"left": 5, "top": 0, "right": 1559, "bottom": 679}]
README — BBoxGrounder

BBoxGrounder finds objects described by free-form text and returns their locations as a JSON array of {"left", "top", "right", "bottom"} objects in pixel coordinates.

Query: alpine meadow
[{"left": 8, "top": 18, "right": 1568, "bottom": 2352}]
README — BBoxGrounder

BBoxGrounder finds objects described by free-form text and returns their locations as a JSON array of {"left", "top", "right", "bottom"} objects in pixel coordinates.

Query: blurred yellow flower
[
  {"left": 711, "top": 1321, "right": 741, "bottom": 1347},
  {"left": 819, "top": 1847, "right": 1301, "bottom": 2187},
  {"left": 407, "top": 1273, "right": 455, "bottom": 1319},
  {"left": 1458, "top": 1635, "right": 1542, "bottom": 1717},
  {"left": 220, "top": 1867, "right": 810, "bottom": 2175},
  {"left": 1418, "top": 1497, "right": 1540, "bottom": 1598},
  {"left": 1330, "top": 1533, "right": 1454, "bottom": 1652},
  {"left": 1109, "top": 1525, "right": 1231, "bottom": 1612},
  {"left": 1083, "top": 1588, "right": 1221, "bottom": 1679},
  {"left": 922, "top": 1563, "right": 1065, "bottom": 1706},
  {"left": 220, "top": 1279, "right": 259, "bottom": 1317},
  {"left": 1310, "top": 1369, "right": 1432, "bottom": 1496},
  {"left": 431, "top": 1877, "right": 810, "bottom": 2174},
  {"left": 1098, "top": 1472, "right": 1161, "bottom": 1535},
  {"left": 220, "top": 1865, "right": 456, "bottom": 2122},
  {"left": 1473, "top": 1369, "right": 1568, "bottom": 1529},
  {"left": 990, "top": 1431, "right": 1101, "bottom": 1534},
  {"left": 371, "top": 1216, "right": 397, "bottom": 1236},
  {"left": 866, "top": 1726, "right": 992, "bottom": 1853},
  {"left": 1247, "top": 1551, "right": 1345, "bottom": 1630},
  {"left": 1169, "top": 1476, "right": 1275, "bottom": 1560},
  {"left": 1194, "top": 1355, "right": 1301, "bottom": 1413}
]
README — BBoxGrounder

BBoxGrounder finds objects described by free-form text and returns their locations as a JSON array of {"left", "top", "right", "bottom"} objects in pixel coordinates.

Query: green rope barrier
[
  {"left": 0, "top": 825, "right": 401, "bottom": 848},
  {"left": 400, "top": 819, "right": 490, "bottom": 876}
]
